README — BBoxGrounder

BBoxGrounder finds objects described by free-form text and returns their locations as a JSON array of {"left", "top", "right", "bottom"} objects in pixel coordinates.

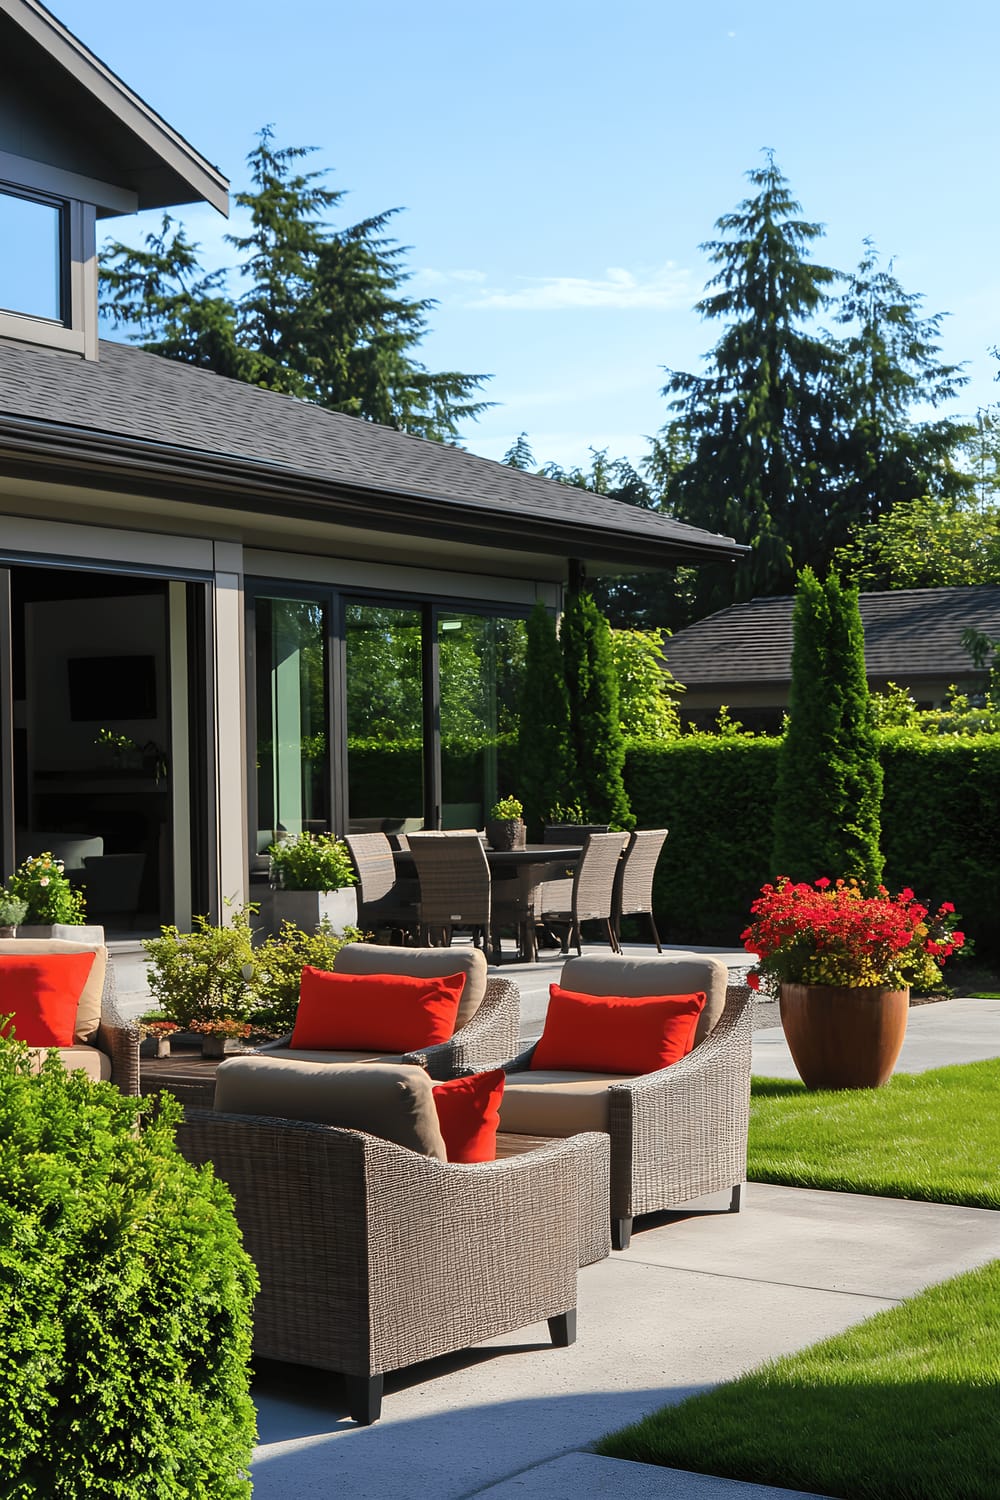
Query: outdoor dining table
[{"left": 393, "top": 842, "right": 582, "bottom": 962}]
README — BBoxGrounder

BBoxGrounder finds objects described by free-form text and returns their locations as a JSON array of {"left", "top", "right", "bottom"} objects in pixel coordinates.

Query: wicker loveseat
[
  {"left": 0, "top": 938, "right": 140, "bottom": 1094},
  {"left": 499, "top": 954, "right": 753, "bottom": 1250},
  {"left": 176, "top": 1056, "right": 603, "bottom": 1424},
  {"left": 257, "top": 942, "right": 520, "bottom": 1079}
]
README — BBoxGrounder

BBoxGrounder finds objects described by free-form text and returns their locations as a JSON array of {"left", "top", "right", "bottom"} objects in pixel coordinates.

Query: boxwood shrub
[{"left": 0, "top": 1040, "right": 258, "bottom": 1497}]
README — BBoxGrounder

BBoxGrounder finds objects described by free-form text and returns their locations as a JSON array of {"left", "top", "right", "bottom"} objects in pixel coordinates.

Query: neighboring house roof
[
  {"left": 0, "top": 0, "right": 228, "bottom": 214},
  {"left": 0, "top": 339, "right": 746, "bottom": 573},
  {"left": 662, "top": 587, "right": 1000, "bottom": 689}
]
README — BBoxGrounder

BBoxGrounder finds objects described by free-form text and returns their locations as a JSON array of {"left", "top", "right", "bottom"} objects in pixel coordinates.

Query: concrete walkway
[{"left": 247, "top": 966, "right": 1000, "bottom": 1500}]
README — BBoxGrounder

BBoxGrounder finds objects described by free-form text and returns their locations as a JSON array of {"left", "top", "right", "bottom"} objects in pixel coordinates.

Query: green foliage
[
  {"left": 560, "top": 591, "right": 633, "bottom": 830},
  {"left": 250, "top": 919, "right": 359, "bottom": 1035},
  {"left": 772, "top": 569, "right": 883, "bottom": 885},
  {"left": 7, "top": 854, "right": 87, "bottom": 926},
  {"left": 101, "top": 128, "right": 491, "bottom": 442},
  {"left": 835, "top": 494, "right": 1000, "bottom": 590},
  {"left": 143, "top": 907, "right": 257, "bottom": 1030},
  {"left": 516, "top": 603, "right": 575, "bottom": 839},
  {"left": 612, "top": 629, "right": 682, "bottom": 739},
  {"left": 0, "top": 893, "right": 28, "bottom": 928},
  {"left": 489, "top": 795, "right": 523, "bottom": 820},
  {"left": 267, "top": 831, "right": 356, "bottom": 891},
  {"left": 0, "top": 1037, "right": 257, "bottom": 1496}
]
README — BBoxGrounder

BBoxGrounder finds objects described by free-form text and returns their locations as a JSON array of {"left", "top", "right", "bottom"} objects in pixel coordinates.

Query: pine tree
[
  {"left": 664, "top": 153, "right": 842, "bottom": 613},
  {"left": 100, "top": 129, "right": 491, "bottom": 442},
  {"left": 772, "top": 569, "right": 883, "bottom": 885},
  {"left": 516, "top": 602, "right": 574, "bottom": 839},
  {"left": 560, "top": 591, "right": 633, "bottom": 830}
]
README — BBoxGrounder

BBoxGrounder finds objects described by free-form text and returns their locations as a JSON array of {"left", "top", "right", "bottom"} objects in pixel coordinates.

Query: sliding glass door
[
  {"left": 253, "top": 595, "right": 329, "bottom": 851},
  {"left": 345, "top": 602, "right": 424, "bottom": 834}
]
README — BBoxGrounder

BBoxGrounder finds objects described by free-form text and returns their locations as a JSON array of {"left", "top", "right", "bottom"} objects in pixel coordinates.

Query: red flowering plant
[{"left": 742, "top": 877, "right": 966, "bottom": 995}]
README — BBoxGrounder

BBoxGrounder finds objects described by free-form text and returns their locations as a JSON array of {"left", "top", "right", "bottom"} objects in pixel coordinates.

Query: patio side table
[{"left": 140, "top": 1046, "right": 254, "bottom": 1109}]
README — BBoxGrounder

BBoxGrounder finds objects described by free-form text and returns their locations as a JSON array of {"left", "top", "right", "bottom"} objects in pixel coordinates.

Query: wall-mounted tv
[{"left": 67, "top": 655, "right": 157, "bottom": 721}]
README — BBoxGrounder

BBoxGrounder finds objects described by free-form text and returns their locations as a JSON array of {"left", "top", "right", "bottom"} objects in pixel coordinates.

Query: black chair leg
[
  {"left": 647, "top": 912, "right": 663, "bottom": 953},
  {"left": 548, "top": 1308, "right": 577, "bottom": 1347},
  {"left": 729, "top": 1182, "right": 743, "bottom": 1213},
  {"left": 604, "top": 917, "right": 620, "bottom": 954},
  {"left": 345, "top": 1373, "right": 383, "bottom": 1426},
  {"left": 611, "top": 1216, "right": 633, "bottom": 1251}
]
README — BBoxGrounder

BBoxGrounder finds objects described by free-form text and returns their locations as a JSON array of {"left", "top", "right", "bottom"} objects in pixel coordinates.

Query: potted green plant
[
  {"left": 8, "top": 853, "right": 103, "bottom": 941},
  {"left": 189, "top": 1016, "right": 253, "bottom": 1058},
  {"left": 142, "top": 907, "right": 257, "bottom": 1043},
  {"left": 137, "top": 1016, "right": 180, "bottom": 1059},
  {"left": 0, "top": 890, "right": 28, "bottom": 938},
  {"left": 260, "top": 830, "right": 358, "bottom": 935},
  {"left": 486, "top": 796, "right": 526, "bottom": 851},
  {"left": 743, "top": 876, "right": 966, "bottom": 1089}
]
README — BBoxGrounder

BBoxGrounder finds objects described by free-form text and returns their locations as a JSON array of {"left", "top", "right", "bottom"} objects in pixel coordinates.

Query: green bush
[
  {"left": 7, "top": 853, "right": 87, "bottom": 926},
  {"left": 0, "top": 1037, "right": 257, "bottom": 1496},
  {"left": 517, "top": 602, "right": 574, "bottom": 839},
  {"left": 267, "top": 831, "right": 356, "bottom": 892},
  {"left": 143, "top": 907, "right": 257, "bottom": 1030},
  {"left": 250, "top": 919, "right": 360, "bottom": 1035}
]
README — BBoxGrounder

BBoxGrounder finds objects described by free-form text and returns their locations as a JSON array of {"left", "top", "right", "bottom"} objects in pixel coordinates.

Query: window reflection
[
  {"left": 254, "top": 597, "right": 328, "bottom": 849},
  {"left": 439, "top": 613, "right": 526, "bottom": 828},
  {"left": 345, "top": 603, "right": 424, "bottom": 832}
]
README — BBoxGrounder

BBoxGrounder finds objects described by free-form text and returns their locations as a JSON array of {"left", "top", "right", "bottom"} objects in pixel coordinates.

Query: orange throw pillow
[
  {"left": 530, "top": 984, "right": 707, "bottom": 1074},
  {"left": 0, "top": 952, "right": 96, "bottom": 1048},
  {"left": 290, "top": 967, "right": 465, "bottom": 1052},
  {"left": 432, "top": 1069, "right": 506, "bottom": 1162}
]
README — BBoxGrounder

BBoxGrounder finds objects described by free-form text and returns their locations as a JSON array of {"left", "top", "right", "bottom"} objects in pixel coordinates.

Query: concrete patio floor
[{"left": 243, "top": 948, "right": 1000, "bottom": 1499}]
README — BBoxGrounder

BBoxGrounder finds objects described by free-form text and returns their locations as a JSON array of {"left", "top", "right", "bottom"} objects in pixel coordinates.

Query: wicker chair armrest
[
  {"left": 97, "top": 960, "right": 141, "bottom": 1095},
  {"left": 403, "top": 975, "right": 521, "bottom": 1079},
  {"left": 500, "top": 1040, "right": 538, "bottom": 1074},
  {"left": 253, "top": 1033, "right": 293, "bottom": 1052}
]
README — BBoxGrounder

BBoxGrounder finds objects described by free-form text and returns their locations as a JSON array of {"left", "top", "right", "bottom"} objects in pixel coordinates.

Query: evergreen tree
[
  {"left": 516, "top": 602, "right": 574, "bottom": 839},
  {"left": 830, "top": 242, "right": 973, "bottom": 532},
  {"left": 772, "top": 569, "right": 883, "bottom": 886},
  {"left": 100, "top": 129, "right": 491, "bottom": 442},
  {"left": 560, "top": 591, "right": 633, "bottom": 830},
  {"left": 664, "top": 153, "right": 842, "bottom": 613}
]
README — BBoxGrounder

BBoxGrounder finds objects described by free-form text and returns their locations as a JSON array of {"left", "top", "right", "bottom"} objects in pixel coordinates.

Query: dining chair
[
  {"left": 407, "top": 832, "right": 492, "bottom": 950},
  {"left": 612, "top": 828, "right": 668, "bottom": 951},
  {"left": 536, "top": 830, "right": 629, "bottom": 956},
  {"left": 343, "top": 832, "right": 419, "bottom": 941}
]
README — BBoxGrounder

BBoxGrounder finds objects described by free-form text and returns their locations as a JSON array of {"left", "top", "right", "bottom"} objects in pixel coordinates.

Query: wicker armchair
[
  {"left": 0, "top": 938, "right": 140, "bottom": 1094},
  {"left": 499, "top": 954, "right": 753, "bottom": 1250},
  {"left": 257, "top": 942, "right": 521, "bottom": 1080},
  {"left": 176, "top": 1103, "right": 586, "bottom": 1424}
]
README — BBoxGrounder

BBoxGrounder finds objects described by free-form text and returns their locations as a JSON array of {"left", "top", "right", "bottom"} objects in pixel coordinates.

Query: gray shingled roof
[
  {"left": 0, "top": 340, "right": 744, "bottom": 569},
  {"left": 662, "top": 587, "right": 1000, "bottom": 687}
]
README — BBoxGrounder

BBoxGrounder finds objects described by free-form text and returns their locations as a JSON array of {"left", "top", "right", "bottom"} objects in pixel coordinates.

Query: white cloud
[
  {"left": 415, "top": 267, "right": 488, "bottom": 289},
  {"left": 464, "top": 262, "right": 693, "bottom": 312}
]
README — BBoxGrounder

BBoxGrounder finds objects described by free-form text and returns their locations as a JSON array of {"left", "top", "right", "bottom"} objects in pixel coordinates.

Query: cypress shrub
[
  {"left": 561, "top": 590, "right": 633, "bottom": 830},
  {"left": 0, "top": 1041, "right": 258, "bottom": 1497},
  {"left": 772, "top": 569, "right": 883, "bottom": 884},
  {"left": 517, "top": 601, "right": 574, "bottom": 838}
]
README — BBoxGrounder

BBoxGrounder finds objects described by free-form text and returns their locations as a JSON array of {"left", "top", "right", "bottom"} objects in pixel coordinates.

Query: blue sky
[{"left": 54, "top": 0, "right": 1000, "bottom": 471}]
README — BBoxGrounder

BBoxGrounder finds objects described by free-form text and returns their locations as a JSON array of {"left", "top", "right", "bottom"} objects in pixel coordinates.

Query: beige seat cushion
[
  {"left": 499, "top": 1071, "right": 638, "bottom": 1136},
  {"left": 561, "top": 953, "right": 728, "bottom": 1046},
  {"left": 0, "top": 939, "right": 107, "bottom": 1044},
  {"left": 334, "top": 942, "right": 487, "bottom": 1030},
  {"left": 213, "top": 1057, "right": 447, "bottom": 1159},
  {"left": 27, "top": 1044, "right": 111, "bottom": 1083}
]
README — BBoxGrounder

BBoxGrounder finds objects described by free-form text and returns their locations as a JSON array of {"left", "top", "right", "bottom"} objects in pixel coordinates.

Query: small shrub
[
  {"left": 143, "top": 906, "right": 257, "bottom": 1030},
  {"left": 250, "top": 919, "right": 360, "bottom": 1036},
  {"left": 267, "top": 831, "right": 356, "bottom": 891},
  {"left": 489, "top": 795, "right": 523, "bottom": 820},
  {"left": 0, "top": 1035, "right": 257, "bottom": 1496},
  {"left": 7, "top": 853, "right": 87, "bottom": 926}
]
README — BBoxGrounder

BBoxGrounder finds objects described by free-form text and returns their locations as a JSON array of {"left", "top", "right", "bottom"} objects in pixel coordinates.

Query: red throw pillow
[
  {"left": 0, "top": 952, "right": 96, "bottom": 1048},
  {"left": 530, "top": 984, "right": 707, "bottom": 1074},
  {"left": 432, "top": 1069, "right": 506, "bottom": 1162},
  {"left": 290, "top": 968, "right": 465, "bottom": 1052}
]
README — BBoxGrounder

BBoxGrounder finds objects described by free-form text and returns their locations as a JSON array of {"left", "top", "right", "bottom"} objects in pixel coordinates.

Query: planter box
[
  {"left": 17, "top": 924, "right": 106, "bottom": 943},
  {"left": 256, "top": 887, "right": 358, "bottom": 937}
]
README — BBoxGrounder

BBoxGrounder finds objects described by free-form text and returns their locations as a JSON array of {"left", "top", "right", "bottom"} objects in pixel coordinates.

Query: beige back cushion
[
  {"left": 0, "top": 939, "right": 107, "bottom": 1044},
  {"left": 560, "top": 953, "right": 728, "bottom": 1047},
  {"left": 334, "top": 942, "right": 487, "bottom": 1030},
  {"left": 213, "top": 1057, "right": 448, "bottom": 1160}
]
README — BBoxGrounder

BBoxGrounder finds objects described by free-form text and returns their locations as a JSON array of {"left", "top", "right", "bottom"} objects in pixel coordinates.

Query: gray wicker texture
[
  {"left": 96, "top": 957, "right": 142, "bottom": 1095},
  {"left": 504, "top": 975, "right": 753, "bottom": 1248},
  {"left": 344, "top": 832, "right": 419, "bottom": 937},
  {"left": 176, "top": 1109, "right": 581, "bottom": 1422},
  {"left": 537, "top": 830, "right": 629, "bottom": 955},
  {"left": 613, "top": 828, "right": 669, "bottom": 951},
  {"left": 407, "top": 832, "right": 491, "bottom": 948}
]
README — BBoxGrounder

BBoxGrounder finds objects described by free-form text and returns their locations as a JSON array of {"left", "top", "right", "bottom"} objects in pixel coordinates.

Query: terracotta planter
[{"left": 779, "top": 982, "right": 910, "bottom": 1090}]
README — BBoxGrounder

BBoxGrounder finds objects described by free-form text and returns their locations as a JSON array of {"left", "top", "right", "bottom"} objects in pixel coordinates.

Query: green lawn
[
  {"left": 598, "top": 1259, "right": 1000, "bottom": 1500},
  {"left": 747, "top": 1058, "right": 1000, "bottom": 1209}
]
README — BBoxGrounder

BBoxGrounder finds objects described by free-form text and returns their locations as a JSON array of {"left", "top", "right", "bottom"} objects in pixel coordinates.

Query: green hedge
[{"left": 625, "top": 732, "right": 1000, "bottom": 960}]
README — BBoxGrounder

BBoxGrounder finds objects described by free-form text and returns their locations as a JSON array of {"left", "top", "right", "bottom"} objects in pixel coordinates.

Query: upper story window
[{"left": 0, "top": 187, "right": 66, "bottom": 324}]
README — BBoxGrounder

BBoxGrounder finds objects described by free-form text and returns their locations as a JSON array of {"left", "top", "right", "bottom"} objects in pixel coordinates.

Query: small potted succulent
[
  {"left": 486, "top": 796, "right": 526, "bottom": 852},
  {"left": 260, "top": 830, "right": 358, "bottom": 936}
]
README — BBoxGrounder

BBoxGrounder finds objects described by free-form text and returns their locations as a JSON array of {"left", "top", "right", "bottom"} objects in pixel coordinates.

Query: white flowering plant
[{"left": 7, "top": 853, "right": 87, "bottom": 926}]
